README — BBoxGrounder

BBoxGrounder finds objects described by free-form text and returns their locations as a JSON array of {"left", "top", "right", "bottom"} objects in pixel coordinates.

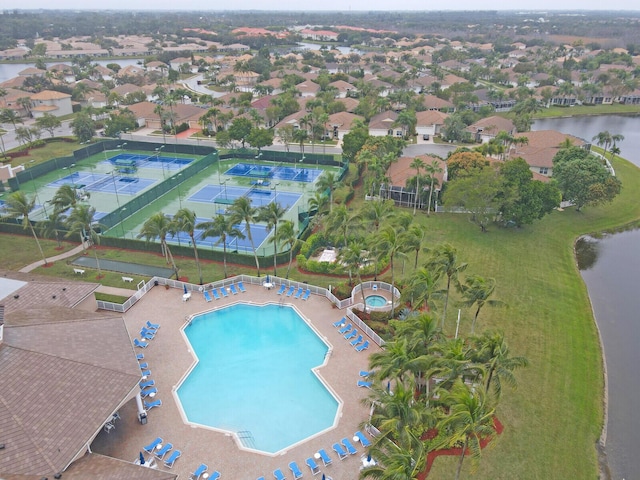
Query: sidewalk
[{"left": 19, "top": 243, "right": 86, "bottom": 273}]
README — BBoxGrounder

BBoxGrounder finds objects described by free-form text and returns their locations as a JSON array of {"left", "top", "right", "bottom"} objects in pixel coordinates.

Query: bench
[
  {"left": 73, "top": 268, "right": 85, "bottom": 275},
  {"left": 122, "top": 276, "right": 134, "bottom": 283}
]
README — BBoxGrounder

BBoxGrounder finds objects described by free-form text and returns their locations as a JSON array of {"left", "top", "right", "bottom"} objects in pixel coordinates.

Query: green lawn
[{"left": 3, "top": 152, "right": 640, "bottom": 478}]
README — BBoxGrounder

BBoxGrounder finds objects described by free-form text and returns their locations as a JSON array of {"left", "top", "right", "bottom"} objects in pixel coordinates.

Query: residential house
[
  {"left": 295, "top": 80, "right": 321, "bottom": 98},
  {"left": 415, "top": 110, "right": 449, "bottom": 138},
  {"left": 299, "top": 29, "right": 339, "bottom": 41},
  {"left": 422, "top": 94, "right": 455, "bottom": 112},
  {"left": 328, "top": 79, "right": 356, "bottom": 98},
  {"left": 29, "top": 90, "right": 73, "bottom": 118},
  {"left": 466, "top": 116, "right": 516, "bottom": 143},
  {"left": 368, "top": 110, "right": 400, "bottom": 137},
  {"left": 326, "top": 111, "right": 365, "bottom": 140},
  {"left": 384, "top": 154, "right": 447, "bottom": 208},
  {"left": 508, "top": 130, "right": 587, "bottom": 178}
]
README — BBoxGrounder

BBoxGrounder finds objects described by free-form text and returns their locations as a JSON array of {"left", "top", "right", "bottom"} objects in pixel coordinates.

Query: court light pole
[
  {"left": 220, "top": 179, "right": 228, "bottom": 201},
  {"left": 107, "top": 170, "right": 121, "bottom": 208},
  {"left": 27, "top": 160, "right": 47, "bottom": 217},
  {"left": 176, "top": 173, "right": 183, "bottom": 208},
  {"left": 156, "top": 145, "right": 166, "bottom": 178},
  {"left": 119, "top": 206, "right": 126, "bottom": 238}
]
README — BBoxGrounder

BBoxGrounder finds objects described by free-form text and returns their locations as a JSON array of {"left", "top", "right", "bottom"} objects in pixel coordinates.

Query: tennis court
[
  {"left": 189, "top": 185, "right": 301, "bottom": 209},
  {"left": 225, "top": 163, "right": 322, "bottom": 183},
  {"left": 48, "top": 173, "right": 156, "bottom": 196},
  {"left": 107, "top": 153, "right": 194, "bottom": 173},
  {"left": 167, "top": 214, "right": 270, "bottom": 253}
]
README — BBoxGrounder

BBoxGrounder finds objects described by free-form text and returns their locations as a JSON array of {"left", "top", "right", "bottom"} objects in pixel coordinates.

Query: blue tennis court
[
  {"left": 48, "top": 173, "right": 155, "bottom": 195},
  {"left": 225, "top": 163, "right": 322, "bottom": 183},
  {"left": 167, "top": 215, "right": 270, "bottom": 252},
  {"left": 188, "top": 185, "right": 301, "bottom": 210},
  {"left": 108, "top": 153, "right": 193, "bottom": 173}
]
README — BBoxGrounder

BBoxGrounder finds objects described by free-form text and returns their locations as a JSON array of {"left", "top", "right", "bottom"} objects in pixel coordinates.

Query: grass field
[{"left": 3, "top": 150, "right": 640, "bottom": 478}]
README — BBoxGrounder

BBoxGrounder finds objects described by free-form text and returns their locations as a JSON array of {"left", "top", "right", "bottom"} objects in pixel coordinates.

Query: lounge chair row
[
  {"left": 134, "top": 321, "right": 160, "bottom": 349},
  {"left": 276, "top": 284, "right": 311, "bottom": 300},
  {"left": 141, "top": 437, "right": 181, "bottom": 468},
  {"left": 331, "top": 318, "right": 370, "bottom": 352},
  {"left": 263, "top": 430, "right": 373, "bottom": 479},
  {"left": 203, "top": 281, "right": 247, "bottom": 301}
]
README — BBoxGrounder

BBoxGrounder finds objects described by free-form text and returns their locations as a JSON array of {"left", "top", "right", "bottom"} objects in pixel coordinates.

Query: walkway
[{"left": 19, "top": 243, "right": 86, "bottom": 273}]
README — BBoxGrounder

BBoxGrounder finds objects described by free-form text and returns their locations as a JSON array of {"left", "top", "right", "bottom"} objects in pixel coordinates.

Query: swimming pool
[
  {"left": 365, "top": 295, "right": 387, "bottom": 307},
  {"left": 176, "top": 304, "right": 339, "bottom": 454}
]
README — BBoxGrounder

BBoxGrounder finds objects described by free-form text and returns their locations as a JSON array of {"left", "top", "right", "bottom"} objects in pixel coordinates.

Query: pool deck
[{"left": 90, "top": 282, "right": 380, "bottom": 479}]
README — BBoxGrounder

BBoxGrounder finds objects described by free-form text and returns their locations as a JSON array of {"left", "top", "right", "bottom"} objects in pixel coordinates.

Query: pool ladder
[{"left": 237, "top": 430, "right": 256, "bottom": 449}]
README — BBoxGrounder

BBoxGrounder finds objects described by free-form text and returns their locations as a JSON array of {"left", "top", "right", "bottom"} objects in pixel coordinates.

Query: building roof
[
  {"left": 387, "top": 155, "right": 447, "bottom": 188},
  {"left": 415, "top": 109, "right": 449, "bottom": 126},
  {"left": 0, "top": 273, "right": 144, "bottom": 478},
  {"left": 467, "top": 116, "right": 515, "bottom": 136},
  {"left": 509, "top": 130, "right": 587, "bottom": 169},
  {"left": 368, "top": 110, "right": 398, "bottom": 131},
  {"left": 30, "top": 90, "right": 72, "bottom": 101}
]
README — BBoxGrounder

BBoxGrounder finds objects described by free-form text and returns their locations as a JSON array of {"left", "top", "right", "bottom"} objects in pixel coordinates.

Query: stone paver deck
[{"left": 91, "top": 282, "right": 380, "bottom": 479}]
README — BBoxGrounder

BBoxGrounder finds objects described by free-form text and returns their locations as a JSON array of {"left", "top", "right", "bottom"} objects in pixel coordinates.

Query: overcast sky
[{"left": 13, "top": 1, "right": 640, "bottom": 12}]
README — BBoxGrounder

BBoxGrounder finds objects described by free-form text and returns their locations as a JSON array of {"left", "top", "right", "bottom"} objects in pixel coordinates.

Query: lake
[{"left": 538, "top": 115, "right": 640, "bottom": 480}]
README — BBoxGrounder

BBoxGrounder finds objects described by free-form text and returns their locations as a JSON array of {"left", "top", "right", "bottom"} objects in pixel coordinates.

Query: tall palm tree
[
  {"left": 65, "top": 204, "right": 104, "bottom": 277},
  {"left": 409, "top": 157, "right": 425, "bottom": 215},
  {"left": 362, "top": 199, "right": 395, "bottom": 233},
  {"left": 2, "top": 191, "right": 48, "bottom": 266},
  {"left": 315, "top": 171, "right": 338, "bottom": 212},
  {"left": 471, "top": 330, "right": 528, "bottom": 400},
  {"left": 338, "top": 239, "right": 368, "bottom": 296},
  {"left": 404, "top": 267, "right": 442, "bottom": 312},
  {"left": 592, "top": 131, "right": 613, "bottom": 159},
  {"left": 275, "top": 219, "right": 299, "bottom": 279},
  {"left": 361, "top": 438, "right": 426, "bottom": 480},
  {"left": 49, "top": 184, "right": 84, "bottom": 214},
  {"left": 378, "top": 224, "right": 407, "bottom": 313},
  {"left": 259, "top": 202, "right": 286, "bottom": 276},
  {"left": 405, "top": 224, "right": 426, "bottom": 270},
  {"left": 37, "top": 209, "right": 67, "bottom": 248},
  {"left": 424, "top": 159, "right": 443, "bottom": 215},
  {"left": 198, "top": 214, "right": 244, "bottom": 278},
  {"left": 435, "top": 379, "right": 497, "bottom": 480},
  {"left": 173, "top": 208, "right": 203, "bottom": 284},
  {"left": 228, "top": 196, "right": 261, "bottom": 276},
  {"left": 138, "top": 212, "right": 179, "bottom": 279},
  {"left": 460, "top": 274, "right": 504, "bottom": 334},
  {"left": 428, "top": 243, "right": 468, "bottom": 330},
  {"left": 326, "top": 204, "right": 355, "bottom": 248}
]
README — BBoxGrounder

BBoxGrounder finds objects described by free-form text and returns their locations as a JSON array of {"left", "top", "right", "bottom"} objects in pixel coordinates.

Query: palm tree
[
  {"left": 292, "top": 128, "right": 308, "bottom": 157},
  {"left": 409, "top": 157, "right": 425, "bottom": 215},
  {"left": 361, "top": 438, "right": 426, "bottom": 480},
  {"left": 435, "top": 379, "right": 497, "bottom": 480},
  {"left": 49, "top": 184, "right": 84, "bottom": 213},
  {"left": 315, "top": 171, "right": 338, "bottom": 212},
  {"left": 471, "top": 330, "right": 528, "bottom": 400},
  {"left": 404, "top": 267, "right": 442, "bottom": 312},
  {"left": 592, "top": 131, "right": 613, "bottom": 159},
  {"left": 405, "top": 224, "right": 426, "bottom": 270},
  {"left": 0, "top": 108, "right": 24, "bottom": 130},
  {"left": 362, "top": 199, "right": 395, "bottom": 233},
  {"left": 2, "top": 191, "right": 48, "bottom": 266},
  {"left": 378, "top": 224, "right": 407, "bottom": 313},
  {"left": 428, "top": 243, "right": 468, "bottom": 330},
  {"left": 37, "top": 209, "right": 67, "bottom": 248},
  {"left": 173, "top": 208, "right": 203, "bottom": 284},
  {"left": 138, "top": 212, "right": 179, "bottom": 279},
  {"left": 65, "top": 204, "right": 104, "bottom": 277},
  {"left": 424, "top": 159, "right": 443, "bottom": 215},
  {"left": 460, "top": 274, "right": 504, "bottom": 334},
  {"left": 259, "top": 202, "right": 286, "bottom": 276},
  {"left": 228, "top": 197, "right": 261, "bottom": 276},
  {"left": 198, "top": 214, "right": 244, "bottom": 278},
  {"left": 339, "top": 239, "right": 368, "bottom": 296},
  {"left": 326, "top": 204, "right": 355, "bottom": 248},
  {"left": 275, "top": 219, "right": 299, "bottom": 279}
]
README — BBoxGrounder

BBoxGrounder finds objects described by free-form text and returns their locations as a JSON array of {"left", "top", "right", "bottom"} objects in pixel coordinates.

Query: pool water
[
  {"left": 177, "top": 304, "right": 339, "bottom": 454},
  {"left": 366, "top": 295, "right": 387, "bottom": 307}
]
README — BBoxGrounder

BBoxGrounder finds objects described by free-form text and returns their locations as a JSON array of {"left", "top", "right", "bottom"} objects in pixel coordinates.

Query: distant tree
[
  {"left": 104, "top": 109, "right": 137, "bottom": 138},
  {"left": 228, "top": 117, "right": 253, "bottom": 148},
  {"left": 341, "top": 120, "right": 369, "bottom": 161},
  {"left": 1, "top": 191, "right": 48, "bottom": 266},
  {"left": 447, "top": 150, "right": 491, "bottom": 181},
  {"left": 444, "top": 167, "right": 501, "bottom": 232},
  {"left": 246, "top": 127, "right": 274, "bottom": 153},
  {"left": 71, "top": 113, "right": 96, "bottom": 143},
  {"left": 35, "top": 113, "right": 62, "bottom": 137}
]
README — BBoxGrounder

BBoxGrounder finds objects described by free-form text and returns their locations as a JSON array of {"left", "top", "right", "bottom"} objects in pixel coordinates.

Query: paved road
[{"left": 1, "top": 119, "right": 74, "bottom": 151}]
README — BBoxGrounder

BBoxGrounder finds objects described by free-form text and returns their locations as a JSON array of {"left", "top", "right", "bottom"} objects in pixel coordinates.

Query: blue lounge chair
[
  {"left": 355, "top": 430, "right": 372, "bottom": 447},
  {"left": 191, "top": 463, "right": 208, "bottom": 479},
  {"left": 136, "top": 353, "right": 144, "bottom": 360},
  {"left": 305, "top": 457, "right": 320, "bottom": 475},
  {"left": 273, "top": 468, "right": 286, "bottom": 480},
  {"left": 302, "top": 289, "right": 311, "bottom": 300},
  {"left": 344, "top": 330, "right": 357, "bottom": 340},
  {"left": 338, "top": 323, "right": 352, "bottom": 334},
  {"left": 164, "top": 449, "right": 181, "bottom": 468},
  {"left": 155, "top": 442, "right": 173, "bottom": 459},
  {"left": 229, "top": 284, "right": 239, "bottom": 295},
  {"left": 238, "top": 281, "right": 247, "bottom": 292},
  {"left": 143, "top": 437, "right": 162, "bottom": 453},
  {"left": 144, "top": 399, "right": 162, "bottom": 410},
  {"left": 318, "top": 449, "right": 332, "bottom": 466},
  {"left": 357, "top": 380, "right": 372, "bottom": 388},
  {"left": 141, "top": 387, "right": 158, "bottom": 398},
  {"left": 294, "top": 287, "right": 303, "bottom": 299},
  {"left": 220, "top": 287, "right": 229, "bottom": 297},
  {"left": 211, "top": 288, "right": 220, "bottom": 300},
  {"left": 277, "top": 284, "right": 287, "bottom": 295},
  {"left": 203, "top": 290, "right": 212, "bottom": 302},
  {"left": 332, "top": 317, "right": 346, "bottom": 327},
  {"left": 257, "top": 477, "right": 266, "bottom": 480},
  {"left": 146, "top": 320, "right": 160, "bottom": 330},
  {"left": 285, "top": 285, "right": 295, "bottom": 297},
  {"left": 341, "top": 438, "right": 358, "bottom": 455},
  {"left": 355, "top": 340, "right": 370, "bottom": 352},
  {"left": 332, "top": 443, "right": 348, "bottom": 460},
  {"left": 141, "top": 369, "right": 151, "bottom": 377},
  {"left": 350, "top": 335, "right": 364, "bottom": 346},
  {"left": 139, "top": 362, "right": 149, "bottom": 370},
  {"left": 208, "top": 472, "right": 221, "bottom": 480},
  {"left": 134, "top": 338, "right": 148, "bottom": 348},
  {"left": 139, "top": 379, "right": 155, "bottom": 389},
  {"left": 140, "top": 327, "right": 156, "bottom": 339},
  {"left": 359, "top": 370, "right": 372, "bottom": 377},
  {"left": 289, "top": 461, "right": 303, "bottom": 479}
]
